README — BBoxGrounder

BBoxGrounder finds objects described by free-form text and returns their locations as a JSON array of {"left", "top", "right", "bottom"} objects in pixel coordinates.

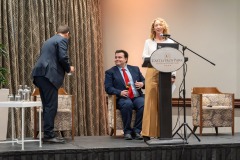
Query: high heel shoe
[{"left": 143, "top": 136, "right": 150, "bottom": 142}]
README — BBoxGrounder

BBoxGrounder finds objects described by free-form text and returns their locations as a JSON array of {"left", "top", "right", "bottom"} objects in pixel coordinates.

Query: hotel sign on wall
[{"left": 150, "top": 47, "right": 184, "bottom": 72}]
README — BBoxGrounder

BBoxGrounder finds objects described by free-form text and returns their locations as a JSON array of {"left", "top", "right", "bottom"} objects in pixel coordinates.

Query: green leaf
[{"left": 0, "top": 43, "right": 7, "bottom": 57}]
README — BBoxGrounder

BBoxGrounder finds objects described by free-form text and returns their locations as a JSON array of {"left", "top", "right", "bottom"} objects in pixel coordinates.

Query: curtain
[{"left": 0, "top": 0, "right": 108, "bottom": 137}]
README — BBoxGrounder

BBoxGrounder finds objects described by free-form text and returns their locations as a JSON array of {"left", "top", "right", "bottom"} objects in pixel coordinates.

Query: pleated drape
[{"left": 0, "top": 0, "right": 108, "bottom": 137}]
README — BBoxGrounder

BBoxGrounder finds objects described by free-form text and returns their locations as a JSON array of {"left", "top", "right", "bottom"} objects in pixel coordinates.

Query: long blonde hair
[{"left": 150, "top": 18, "right": 170, "bottom": 40}]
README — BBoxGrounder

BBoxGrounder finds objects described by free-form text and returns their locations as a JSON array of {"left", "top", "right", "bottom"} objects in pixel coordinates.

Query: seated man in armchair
[{"left": 104, "top": 50, "right": 145, "bottom": 140}]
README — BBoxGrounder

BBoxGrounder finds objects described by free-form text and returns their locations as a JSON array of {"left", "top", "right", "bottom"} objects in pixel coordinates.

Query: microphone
[{"left": 160, "top": 33, "right": 171, "bottom": 37}]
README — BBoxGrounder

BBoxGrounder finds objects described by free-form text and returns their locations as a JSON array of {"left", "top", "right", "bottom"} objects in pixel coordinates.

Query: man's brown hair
[{"left": 57, "top": 25, "right": 70, "bottom": 34}]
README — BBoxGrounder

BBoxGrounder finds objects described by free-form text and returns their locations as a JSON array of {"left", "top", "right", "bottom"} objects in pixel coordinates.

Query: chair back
[
  {"left": 192, "top": 87, "right": 221, "bottom": 94},
  {"left": 32, "top": 88, "right": 71, "bottom": 110},
  {"left": 32, "top": 88, "right": 68, "bottom": 96}
]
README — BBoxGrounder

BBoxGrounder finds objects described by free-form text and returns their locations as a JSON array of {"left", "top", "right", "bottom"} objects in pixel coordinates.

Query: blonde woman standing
[{"left": 142, "top": 18, "right": 176, "bottom": 142}]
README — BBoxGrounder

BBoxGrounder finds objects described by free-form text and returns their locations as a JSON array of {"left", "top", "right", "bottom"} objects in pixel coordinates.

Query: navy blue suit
[
  {"left": 105, "top": 65, "right": 145, "bottom": 135},
  {"left": 32, "top": 34, "right": 70, "bottom": 138}
]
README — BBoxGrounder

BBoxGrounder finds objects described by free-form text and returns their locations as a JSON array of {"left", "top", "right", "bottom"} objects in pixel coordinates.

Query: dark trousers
[
  {"left": 117, "top": 96, "right": 144, "bottom": 135},
  {"left": 33, "top": 76, "right": 58, "bottom": 138}
]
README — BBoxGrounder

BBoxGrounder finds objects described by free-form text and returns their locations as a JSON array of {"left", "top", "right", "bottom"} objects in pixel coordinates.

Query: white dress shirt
[
  {"left": 142, "top": 38, "right": 177, "bottom": 93},
  {"left": 118, "top": 65, "right": 140, "bottom": 97}
]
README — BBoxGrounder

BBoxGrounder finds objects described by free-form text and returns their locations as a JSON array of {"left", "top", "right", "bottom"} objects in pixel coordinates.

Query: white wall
[
  {"left": 237, "top": 2, "right": 240, "bottom": 96},
  {"left": 102, "top": 0, "right": 240, "bottom": 98}
]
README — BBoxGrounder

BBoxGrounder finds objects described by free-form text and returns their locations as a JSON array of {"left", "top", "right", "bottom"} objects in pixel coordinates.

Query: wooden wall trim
[{"left": 172, "top": 98, "right": 240, "bottom": 108}]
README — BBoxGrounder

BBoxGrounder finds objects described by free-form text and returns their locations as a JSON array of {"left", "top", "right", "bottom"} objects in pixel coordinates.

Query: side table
[{"left": 0, "top": 101, "right": 42, "bottom": 150}]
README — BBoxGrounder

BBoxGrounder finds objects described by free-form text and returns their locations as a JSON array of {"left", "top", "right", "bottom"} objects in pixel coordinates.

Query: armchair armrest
[
  {"left": 191, "top": 94, "right": 202, "bottom": 126},
  {"left": 107, "top": 94, "right": 116, "bottom": 129}
]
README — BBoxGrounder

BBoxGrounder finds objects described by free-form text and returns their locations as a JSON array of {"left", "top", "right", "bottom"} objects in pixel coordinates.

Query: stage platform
[{"left": 1, "top": 133, "right": 240, "bottom": 160}]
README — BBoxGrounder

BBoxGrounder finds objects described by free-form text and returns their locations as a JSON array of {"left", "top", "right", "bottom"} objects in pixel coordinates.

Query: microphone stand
[{"left": 167, "top": 35, "right": 215, "bottom": 143}]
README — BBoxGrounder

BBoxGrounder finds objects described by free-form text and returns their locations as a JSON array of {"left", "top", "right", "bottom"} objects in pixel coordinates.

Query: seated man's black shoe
[
  {"left": 43, "top": 137, "right": 65, "bottom": 143},
  {"left": 143, "top": 136, "right": 150, "bottom": 142},
  {"left": 134, "top": 133, "right": 143, "bottom": 140},
  {"left": 124, "top": 133, "right": 133, "bottom": 140}
]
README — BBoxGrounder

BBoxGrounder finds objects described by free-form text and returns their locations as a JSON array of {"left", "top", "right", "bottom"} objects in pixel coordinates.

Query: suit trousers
[
  {"left": 33, "top": 76, "right": 58, "bottom": 138},
  {"left": 117, "top": 96, "right": 144, "bottom": 135}
]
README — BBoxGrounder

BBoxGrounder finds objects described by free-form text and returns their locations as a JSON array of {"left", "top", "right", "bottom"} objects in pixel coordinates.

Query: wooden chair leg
[
  {"left": 215, "top": 127, "right": 218, "bottom": 135},
  {"left": 114, "top": 127, "right": 116, "bottom": 137},
  {"left": 72, "top": 130, "right": 74, "bottom": 140},
  {"left": 60, "top": 131, "right": 64, "bottom": 137},
  {"left": 35, "top": 131, "right": 39, "bottom": 139},
  {"left": 109, "top": 128, "right": 114, "bottom": 136},
  {"left": 200, "top": 126, "right": 202, "bottom": 136},
  {"left": 232, "top": 126, "right": 234, "bottom": 136},
  {"left": 193, "top": 126, "right": 198, "bottom": 133},
  {"left": 34, "top": 130, "right": 38, "bottom": 139}
]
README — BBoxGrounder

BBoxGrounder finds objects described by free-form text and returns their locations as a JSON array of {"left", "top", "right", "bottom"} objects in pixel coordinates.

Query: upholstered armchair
[
  {"left": 31, "top": 88, "right": 75, "bottom": 140},
  {"left": 191, "top": 87, "right": 234, "bottom": 136},
  {"left": 107, "top": 94, "right": 136, "bottom": 136}
]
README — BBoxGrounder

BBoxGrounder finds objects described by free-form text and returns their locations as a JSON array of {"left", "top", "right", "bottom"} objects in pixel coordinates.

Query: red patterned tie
[{"left": 122, "top": 68, "right": 134, "bottom": 99}]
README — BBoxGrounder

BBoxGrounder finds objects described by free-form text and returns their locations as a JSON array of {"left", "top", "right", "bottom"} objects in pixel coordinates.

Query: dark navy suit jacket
[
  {"left": 32, "top": 34, "right": 70, "bottom": 89},
  {"left": 104, "top": 65, "right": 145, "bottom": 98}
]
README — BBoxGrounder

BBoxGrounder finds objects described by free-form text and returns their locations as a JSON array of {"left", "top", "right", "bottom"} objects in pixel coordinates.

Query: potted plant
[{"left": 0, "top": 43, "right": 9, "bottom": 141}]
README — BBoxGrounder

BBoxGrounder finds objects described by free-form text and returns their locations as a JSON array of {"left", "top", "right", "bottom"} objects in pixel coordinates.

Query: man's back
[{"left": 32, "top": 34, "right": 70, "bottom": 89}]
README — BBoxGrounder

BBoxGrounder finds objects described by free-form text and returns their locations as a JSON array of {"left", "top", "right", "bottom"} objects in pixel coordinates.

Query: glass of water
[
  {"left": 8, "top": 94, "right": 15, "bottom": 101},
  {"left": 15, "top": 94, "right": 21, "bottom": 101}
]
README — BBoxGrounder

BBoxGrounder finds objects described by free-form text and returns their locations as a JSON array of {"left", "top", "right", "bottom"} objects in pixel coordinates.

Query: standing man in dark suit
[
  {"left": 105, "top": 50, "right": 145, "bottom": 140},
  {"left": 32, "top": 25, "right": 74, "bottom": 143}
]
